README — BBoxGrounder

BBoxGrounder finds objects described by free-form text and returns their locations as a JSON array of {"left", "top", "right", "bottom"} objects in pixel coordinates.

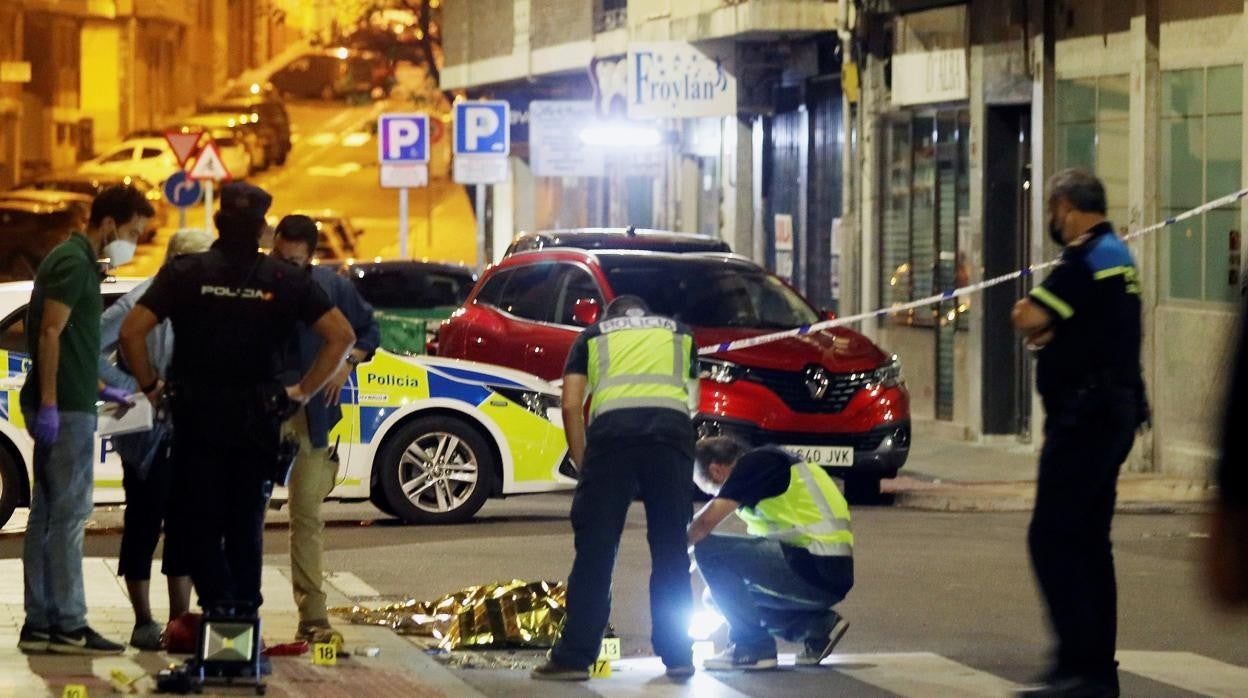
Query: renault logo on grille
[{"left": 804, "top": 366, "right": 831, "bottom": 400}]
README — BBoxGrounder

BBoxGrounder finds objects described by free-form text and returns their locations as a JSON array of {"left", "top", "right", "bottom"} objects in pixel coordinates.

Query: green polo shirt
[{"left": 20, "top": 233, "right": 102, "bottom": 414}]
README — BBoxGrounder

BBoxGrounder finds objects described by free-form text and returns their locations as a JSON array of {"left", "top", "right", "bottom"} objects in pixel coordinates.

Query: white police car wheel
[{"left": 378, "top": 416, "right": 496, "bottom": 524}]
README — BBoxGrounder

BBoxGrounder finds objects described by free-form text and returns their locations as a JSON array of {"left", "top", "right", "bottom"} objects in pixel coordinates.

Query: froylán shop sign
[{"left": 626, "top": 42, "right": 737, "bottom": 119}]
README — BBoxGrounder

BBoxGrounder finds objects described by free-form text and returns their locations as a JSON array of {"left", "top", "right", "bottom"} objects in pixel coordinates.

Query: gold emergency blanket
[{"left": 329, "top": 580, "right": 566, "bottom": 650}]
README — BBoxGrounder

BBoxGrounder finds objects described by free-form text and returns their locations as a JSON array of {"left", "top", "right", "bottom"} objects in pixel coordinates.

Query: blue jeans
[
  {"left": 694, "top": 534, "right": 847, "bottom": 653},
  {"left": 22, "top": 410, "right": 97, "bottom": 631}
]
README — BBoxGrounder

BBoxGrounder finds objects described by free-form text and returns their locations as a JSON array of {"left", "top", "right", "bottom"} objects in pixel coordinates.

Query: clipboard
[{"left": 97, "top": 394, "right": 154, "bottom": 437}]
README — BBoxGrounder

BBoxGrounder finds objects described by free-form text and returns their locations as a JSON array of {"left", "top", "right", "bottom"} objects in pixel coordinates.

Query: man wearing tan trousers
[{"left": 271, "top": 215, "right": 380, "bottom": 647}]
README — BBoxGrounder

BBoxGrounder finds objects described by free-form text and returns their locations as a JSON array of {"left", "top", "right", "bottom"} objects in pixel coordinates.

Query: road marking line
[
  {"left": 1118, "top": 651, "right": 1248, "bottom": 697},
  {"left": 825, "top": 652, "right": 1020, "bottom": 697},
  {"left": 306, "top": 132, "right": 337, "bottom": 147},
  {"left": 326, "top": 571, "right": 381, "bottom": 599},
  {"left": 600, "top": 657, "right": 750, "bottom": 697}
]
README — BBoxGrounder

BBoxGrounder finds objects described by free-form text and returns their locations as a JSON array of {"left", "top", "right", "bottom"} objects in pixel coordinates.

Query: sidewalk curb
[
  {"left": 886, "top": 476, "right": 1215, "bottom": 514},
  {"left": 323, "top": 574, "right": 486, "bottom": 697}
]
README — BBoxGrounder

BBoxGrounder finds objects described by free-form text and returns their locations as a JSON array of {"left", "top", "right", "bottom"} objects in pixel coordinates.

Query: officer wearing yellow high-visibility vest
[
  {"left": 687, "top": 437, "right": 854, "bottom": 671},
  {"left": 533, "top": 295, "right": 699, "bottom": 682}
]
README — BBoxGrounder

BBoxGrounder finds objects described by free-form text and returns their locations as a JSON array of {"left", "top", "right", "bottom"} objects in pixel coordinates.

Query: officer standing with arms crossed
[
  {"left": 532, "top": 295, "right": 698, "bottom": 682},
  {"left": 1012, "top": 169, "right": 1148, "bottom": 698},
  {"left": 119, "top": 183, "right": 355, "bottom": 619},
  {"left": 270, "top": 214, "right": 380, "bottom": 648}
]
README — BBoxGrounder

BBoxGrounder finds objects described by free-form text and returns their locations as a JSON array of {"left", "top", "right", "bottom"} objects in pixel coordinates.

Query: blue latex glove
[
  {"left": 99, "top": 385, "right": 134, "bottom": 407},
  {"left": 33, "top": 405, "right": 59, "bottom": 445}
]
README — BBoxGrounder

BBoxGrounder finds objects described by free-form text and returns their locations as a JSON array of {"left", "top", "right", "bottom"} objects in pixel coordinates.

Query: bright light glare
[
  {"left": 335, "top": 47, "right": 350, "bottom": 60},
  {"left": 580, "top": 125, "right": 661, "bottom": 148},
  {"left": 688, "top": 610, "right": 725, "bottom": 641},
  {"left": 248, "top": 83, "right": 261, "bottom": 95}
]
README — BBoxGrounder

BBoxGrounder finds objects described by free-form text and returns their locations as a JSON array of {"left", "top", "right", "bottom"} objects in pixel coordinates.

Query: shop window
[
  {"left": 1160, "top": 65, "right": 1243, "bottom": 303},
  {"left": 1055, "top": 76, "right": 1130, "bottom": 228},
  {"left": 878, "top": 109, "right": 971, "bottom": 328}
]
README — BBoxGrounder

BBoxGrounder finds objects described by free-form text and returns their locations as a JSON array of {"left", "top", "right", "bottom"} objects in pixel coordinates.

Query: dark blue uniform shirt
[{"left": 1028, "top": 223, "right": 1144, "bottom": 402}]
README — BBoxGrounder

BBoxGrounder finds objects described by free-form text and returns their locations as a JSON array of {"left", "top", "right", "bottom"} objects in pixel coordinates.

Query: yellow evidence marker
[
  {"left": 61, "top": 686, "right": 87, "bottom": 698},
  {"left": 591, "top": 637, "right": 622, "bottom": 679},
  {"left": 313, "top": 642, "right": 338, "bottom": 666}
]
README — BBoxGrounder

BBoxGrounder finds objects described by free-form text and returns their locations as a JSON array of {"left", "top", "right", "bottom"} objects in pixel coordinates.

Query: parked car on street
[
  {"left": 77, "top": 137, "right": 180, "bottom": 187},
  {"left": 266, "top": 48, "right": 394, "bottom": 100},
  {"left": 0, "top": 278, "right": 575, "bottom": 528},
  {"left": 196, "top": 96, "right": 292, "bottom": 166},
  {"left": 438, "top": 249, "right": 911, "bottom": 496},
  {"left": 14, "top": 172, "right": 167, "bottom": 239},
  {"left": 293, "top": 210, "right": 363, "bottom": 256},
  {"left": 171, "top": 114, "right": 270, "bottom": 173},
  {"left": 343, "top": 260, "right": 476, "bottom": 356},
  {"left": 504, "top": 228, "right": 733, "bottom": 257},
  {"left": 0, "top": 197, "right": 81, "bottom": 281}
]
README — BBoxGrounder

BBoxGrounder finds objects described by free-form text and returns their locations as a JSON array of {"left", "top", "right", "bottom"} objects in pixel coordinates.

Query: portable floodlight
[{"left": 201, "top": 620, "right": 257, "bottom": 664}]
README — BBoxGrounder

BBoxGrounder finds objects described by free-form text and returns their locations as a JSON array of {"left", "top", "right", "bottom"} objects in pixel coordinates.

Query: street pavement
[{"left": 1, "top": 435, "right": 1243, "bottom": 696}]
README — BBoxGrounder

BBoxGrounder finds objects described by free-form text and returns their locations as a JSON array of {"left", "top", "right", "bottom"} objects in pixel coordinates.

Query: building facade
[
  {"left": 0, "top": 0, "right": 289, "bottom": 189},
  {"left": 441, "top": 0, "right": 851, "bottom": 311},
  {"left": 842, "top": 0, "right": 1245, "bottom": 478},
  {"left": 442, "top": 0, "right": 1239, "bottom": 479}
]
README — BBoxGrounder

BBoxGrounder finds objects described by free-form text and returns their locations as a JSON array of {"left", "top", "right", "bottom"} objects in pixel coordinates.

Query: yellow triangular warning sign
[{"left": 187, "top": 141, "right": 232, "bottom": 182}]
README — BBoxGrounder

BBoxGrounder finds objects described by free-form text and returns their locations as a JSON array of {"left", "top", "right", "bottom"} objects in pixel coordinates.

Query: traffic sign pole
[
  {"left": 204, "top": 179, "right": 214, "bottom": 232},
  {"left": 178, "top": 208, "right": 187, "bottom": 229},
  {"left": 399, "top": 187, "right": 410, "bottom": 259},
  {"left": 452, "top": 101, "right": 510, "bottom": 271},
  {"left": 475, "top": 185, "right": 486, "bottom": 271},
  {"left": 377, "top": 113, "right": 431, "bottom": 259}
]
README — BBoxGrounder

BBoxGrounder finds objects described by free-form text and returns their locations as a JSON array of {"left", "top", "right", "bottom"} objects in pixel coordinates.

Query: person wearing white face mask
[{"left": 17, "top": 184, "right": 154, "bottom": 656}]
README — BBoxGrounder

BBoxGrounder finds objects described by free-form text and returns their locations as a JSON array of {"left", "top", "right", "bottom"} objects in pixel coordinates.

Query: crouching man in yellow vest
[{"left": 688, "top": 437, "right": 854, "bottom": 671}]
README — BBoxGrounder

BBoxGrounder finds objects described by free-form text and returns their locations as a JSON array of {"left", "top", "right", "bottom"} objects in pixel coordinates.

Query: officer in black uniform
[
  {"left": 1012, "top": 169, "right": 1148, "bottom": 698},
  {"left": 119, "top": 182, "right": 355, "bottom": 616}
]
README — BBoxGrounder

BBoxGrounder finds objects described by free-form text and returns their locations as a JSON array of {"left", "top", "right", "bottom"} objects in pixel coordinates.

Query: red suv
[{"left": 437, "top": 249, "right": 910, "bottom": 493}]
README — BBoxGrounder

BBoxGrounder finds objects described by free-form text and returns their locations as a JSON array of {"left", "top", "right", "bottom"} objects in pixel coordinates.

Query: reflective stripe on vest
[
  {"left": 736, "top": 462, "right": 854, "bottom": 557},
  {"left": 586, "top": 316, "right": 692, "bottom": 419}
]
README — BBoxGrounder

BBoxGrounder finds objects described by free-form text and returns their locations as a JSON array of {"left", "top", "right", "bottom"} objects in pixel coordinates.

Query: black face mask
[{"left": 1048, "top": 217, "right": 1065, "bottom": 246}]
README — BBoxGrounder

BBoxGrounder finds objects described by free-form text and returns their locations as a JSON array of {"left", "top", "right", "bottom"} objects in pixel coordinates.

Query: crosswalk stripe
[
  {"left": 1117, "top": 651, "right": 1248, "bottom": 698},
  {"left": 823, "top": 652, "right": 1021, "bottom": 697},
  {"left": 326, "top": 571, "right": 381, "bottom": 599},
  {"left": 602, "top": 657, "right": 750, "bottom": 698}
]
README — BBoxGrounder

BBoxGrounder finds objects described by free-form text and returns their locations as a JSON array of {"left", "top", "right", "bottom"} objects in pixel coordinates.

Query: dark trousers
[
  {"left": 694, "top": 534, "right": 849, "bottom": 653},
  {"left": 170, "top": 412, "right": 273, "bottom": 614},
  {"left": 551, "top": 441, "right": 694, "bottom": 669},
  {"left": 118, "top": 439, "right": 191, "bottom": 581},
  {"left": 1029, "top": 386, "right": 1138, "bottom": 684}
]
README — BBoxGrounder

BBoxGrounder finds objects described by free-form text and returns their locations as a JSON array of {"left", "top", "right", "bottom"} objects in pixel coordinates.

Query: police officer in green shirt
[
  {"left": 533, "top": 295, "right": 699, "bottom": 682},
  {"left": 687, "top": 437, "right": 853, "bottom": 671}
]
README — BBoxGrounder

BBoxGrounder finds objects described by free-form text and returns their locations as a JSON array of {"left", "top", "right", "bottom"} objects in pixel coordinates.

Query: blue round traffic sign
[{"left": 163, "top": 171, "right": 203, "bottom": 208}]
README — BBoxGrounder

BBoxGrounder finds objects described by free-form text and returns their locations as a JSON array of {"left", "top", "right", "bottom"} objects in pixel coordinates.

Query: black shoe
[
  {"left": 1016, "top": 676, "right": 1119, "bottom": 698},
  {"left": 530, "top": 659, "right": 591, "bottom": 681},
  {"left": 48, "top": 625, "right": 125, "bottom": 655},
  {"left": 665, "top": 664, "right": 695, "bottom": 680},
  {"left": 797, "top": 612, "right": 850, "bottom": 666},
  {"left": 17, "top": 624, "right": 50, "bottom": 654}
]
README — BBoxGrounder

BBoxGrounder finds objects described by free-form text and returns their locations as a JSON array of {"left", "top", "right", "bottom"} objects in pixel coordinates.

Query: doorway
[{"left": 981, "top": 105, "right": 1032, "bottom": 436}]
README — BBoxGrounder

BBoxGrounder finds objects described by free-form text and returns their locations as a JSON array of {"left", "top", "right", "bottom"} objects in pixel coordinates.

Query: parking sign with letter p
[
  {"left": 454, "top": 101, "right": 509, "bottom": 156},
  {"left": 378, "top": 113, "right": 429, "bottom": 164}
]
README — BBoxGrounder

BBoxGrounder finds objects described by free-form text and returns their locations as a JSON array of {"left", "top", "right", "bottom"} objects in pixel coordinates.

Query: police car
[{"left": 0, "top": 278, "right": 576, "bottom": 529}]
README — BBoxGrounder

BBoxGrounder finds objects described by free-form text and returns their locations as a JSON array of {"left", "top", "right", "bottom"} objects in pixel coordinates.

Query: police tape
[{"left": 698, "top": 186, "right": 1248, "bottom": 356}]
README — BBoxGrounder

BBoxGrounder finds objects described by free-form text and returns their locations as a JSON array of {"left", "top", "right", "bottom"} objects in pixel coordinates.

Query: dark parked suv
[{"left": 438, "top": 248, "right": 910, "bottom": 494}]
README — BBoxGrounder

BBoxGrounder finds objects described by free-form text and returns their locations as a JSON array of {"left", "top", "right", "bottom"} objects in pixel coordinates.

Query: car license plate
[{"left": 784, "top": 445, "right": 854, "bottom": 468}]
